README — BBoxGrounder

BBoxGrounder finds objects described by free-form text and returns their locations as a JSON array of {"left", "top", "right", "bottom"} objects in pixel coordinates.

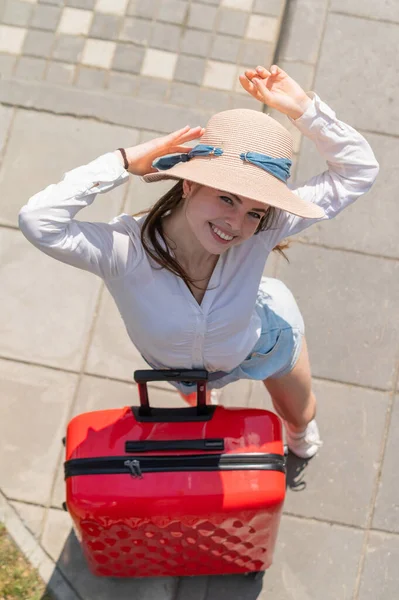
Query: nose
[{"left": 223, "top": 208, "right": 245, "bottom": 234}]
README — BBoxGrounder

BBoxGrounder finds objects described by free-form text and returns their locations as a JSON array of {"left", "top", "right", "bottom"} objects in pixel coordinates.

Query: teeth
[{"left": 211, "top": 224, "right": 233, "bottom": 241}]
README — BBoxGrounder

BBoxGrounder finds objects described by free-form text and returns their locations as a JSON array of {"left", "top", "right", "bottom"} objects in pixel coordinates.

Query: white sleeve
[
  {"left": 263, "top": 92, "right": 380, "bottom": 249},
  {"left": 18, "top": 152, "right": 142, "bottom": 280}
]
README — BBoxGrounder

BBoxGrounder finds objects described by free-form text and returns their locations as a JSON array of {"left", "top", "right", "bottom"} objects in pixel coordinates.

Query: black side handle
[
  {"left": 125, "top": 438, "right": 224, "bottom": 453},
  {"left": 133, "top": 369, "right": 209, "bottom": 417}
]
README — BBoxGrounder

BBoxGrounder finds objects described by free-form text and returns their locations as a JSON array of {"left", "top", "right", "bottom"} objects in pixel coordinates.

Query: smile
[{"left": 209, "top": 223, "right": 235, "bottom": 242}]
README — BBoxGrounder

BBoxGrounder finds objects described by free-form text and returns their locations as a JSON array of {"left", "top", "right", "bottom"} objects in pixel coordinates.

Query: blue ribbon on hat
[
  {"left": 239, "top": 151, "right": 292, "bottom": 183},
  {"left": 152, "top": 145, "right": 223, "bottom": 170},
  {"left": 152, "top": 144, "right": 292, "bottom": 182}
]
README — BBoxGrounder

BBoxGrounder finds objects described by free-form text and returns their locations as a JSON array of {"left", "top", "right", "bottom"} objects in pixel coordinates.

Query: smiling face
[{"left": 182, "top": 180, "right": 269, "bottom": 254}]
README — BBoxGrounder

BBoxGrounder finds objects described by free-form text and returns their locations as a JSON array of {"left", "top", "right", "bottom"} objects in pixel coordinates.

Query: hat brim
[{"left": 141, "top": 157, "right": 325, "bottom": 220}]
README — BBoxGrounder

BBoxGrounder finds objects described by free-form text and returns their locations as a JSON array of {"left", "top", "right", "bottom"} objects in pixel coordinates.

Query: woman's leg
[
  {"left": 263, "top": 335, "right": 322, "bottom": 458},
  {"left": 263, "top": 336, "right": 316, "bottom": 430}
]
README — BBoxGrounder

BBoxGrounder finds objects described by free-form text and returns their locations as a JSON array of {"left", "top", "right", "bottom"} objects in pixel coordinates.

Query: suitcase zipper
[{"left": 65, "top": 452, "right": 286, "bottom": 479}]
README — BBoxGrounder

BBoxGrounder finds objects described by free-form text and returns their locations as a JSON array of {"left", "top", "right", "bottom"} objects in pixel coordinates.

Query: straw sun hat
[{"left": 142, "top": 108, "right": 325, "bottom": 219}]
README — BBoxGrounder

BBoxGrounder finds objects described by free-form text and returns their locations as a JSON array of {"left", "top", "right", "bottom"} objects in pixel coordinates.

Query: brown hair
[{"left": 133, "top": 180, "right": 290, "bottom": 291}]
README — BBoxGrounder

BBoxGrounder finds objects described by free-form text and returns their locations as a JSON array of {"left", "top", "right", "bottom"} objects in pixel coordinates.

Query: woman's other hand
[
  {"left": 116, "top": 125, "right": 205, "bottom": 176},
  {"left": 239, "top": 64, "right": 312, "bottom": 120}
]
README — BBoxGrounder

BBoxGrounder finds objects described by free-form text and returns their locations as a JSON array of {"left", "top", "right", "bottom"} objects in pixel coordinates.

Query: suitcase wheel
[{"left": 245, "top": 571, "right": 263, "bottom": 581}]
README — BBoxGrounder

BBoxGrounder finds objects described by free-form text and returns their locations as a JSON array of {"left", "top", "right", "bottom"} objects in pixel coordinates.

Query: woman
[{"left": 18, "top": 65, "right": 379, "bottom": 459}]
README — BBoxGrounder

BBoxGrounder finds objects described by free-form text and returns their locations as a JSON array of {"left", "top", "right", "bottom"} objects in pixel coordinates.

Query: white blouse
[{"left": 18, "top": 92, "right": 379, "bottom": 374}]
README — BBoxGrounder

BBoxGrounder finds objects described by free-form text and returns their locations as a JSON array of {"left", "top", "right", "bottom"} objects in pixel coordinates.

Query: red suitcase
[{"left": 64, "top": 369, "right": 286, "bottom": 578}]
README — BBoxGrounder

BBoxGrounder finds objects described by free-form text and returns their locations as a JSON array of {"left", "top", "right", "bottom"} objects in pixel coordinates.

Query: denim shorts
[{"left": 143, "top": 277, "right": 305, "bottom": 395}]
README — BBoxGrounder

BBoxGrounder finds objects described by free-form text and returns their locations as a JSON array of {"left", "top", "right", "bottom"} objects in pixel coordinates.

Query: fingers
[
  {"left": 238, "top": 73, "right": 264, "bottom": 101},
  {"left": 168, "top": 125, "right": 204, "bottom": 142}
]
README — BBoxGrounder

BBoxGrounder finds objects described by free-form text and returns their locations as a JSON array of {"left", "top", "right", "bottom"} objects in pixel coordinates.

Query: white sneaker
[{"left": 284, "top": 419, "right": 323, "bottom": 459}]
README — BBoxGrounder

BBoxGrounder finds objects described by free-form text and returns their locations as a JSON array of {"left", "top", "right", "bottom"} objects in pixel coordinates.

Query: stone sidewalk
[{"left": 1, "top": 0, "right": 399, "bottom": 599}]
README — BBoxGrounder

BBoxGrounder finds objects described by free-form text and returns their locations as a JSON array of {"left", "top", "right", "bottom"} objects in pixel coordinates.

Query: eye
[
  {"left": 220, "top": 195, "right": 233, "bottom": 205},
  {"left": 249, "top": 211, "right": 262, "bottom": 220}
]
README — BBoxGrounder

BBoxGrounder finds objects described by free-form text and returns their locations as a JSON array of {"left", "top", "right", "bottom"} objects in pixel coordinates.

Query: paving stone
[
  {"left": 245, "top": 13, "right": 278, "bottom": 42},
  {"left": 50, "top": 520, "right": 178, "bottom": 600},
  {"left": 142, "top": 47, "right": 177, "bottom": 79},
  {"left": 277, "top": 0, "right": 328, "bottom": 64},
  {"left": 9, "top": 501, "right": 45, "bottom": 540},
  {"left": 203, "top": 59, "right": 236, "bottom": 90},
  {"left": 0, "top": 104, "right": 13, "bottom": 159},
  {"left": 76, "top": 65, "right": 107, "bottom": 88},
  {"left": 239, "top": 38, "right": 273, "bottom": 66},
  {"left": 181, "top": 28, "right": 212, "bottom": 58},
  {"left": 137, "top": 75, "right": 169, "bottom": 101},
  {"left": 150, "top": 21, "right": 181, "bottom": 52},
  {"left": 2, "top": 0, "right": 33, "bottom": 27},
  {"left": 217, "top": 7, "right": 249, "bottom": 37},
  {"left": 52, "top": 33, "right": 84, "bottom": 62},
  {"left": 276, "top": 243, "right": 399, "bottom": 390},
  {"left": 210, "top": 34, "right": 240, "bottom": 62},
  {"left": 313, "top": 13, "right": 399, "bottom": 135},
  {"left": 89, "top": 12, "right": 121, "bottom": 39},
  {"left": 81, "top": 38, "right": 115, "bottom": 68},
  {"left": 41, "top": 507, "right": 73, "bottom": 563},
  {"left": 187, "top": 2, "right": 217, "bottom": 31},
  {"left": 198, "top": 87, "right": 230, "bottom": 112},
  {"left": 119, "top": 16, "right": 152, "bottom": 45},
  {"left": 158, "top": 0, "right": 188, "bottom": 24},
  {"left": 31, "top": 3, "right": 62, "bottom": 30},
  {"left": 113, "top": 42, "right": 145, "bottom": 73},
  {"left": 253, "top": 0, "right": 284, "bottom": 17},
  {"left": 168, "top": 80, "right": 199, "bottom": 106},
  {"left": 40, "top": 0, "right": 64, "bottom": 7},
  {"left": 222, "top": 0, "right": 253, "bottom": 10},
  {"left": 331, "top": 0, "right": 399, "bottom": 22},
  {"left": 279, "top": 379, "right": 388, "bottom": 527},
  {"left": 0, "top": 78, "right": 209, "bottom": 132},
  {"left": 108, "top": 70, "right": 138, "bottom": 94},
  {"left": 65, "top": 0, "right": 96, "bottom": 8},
  {"left": 223, "top": 515, "right": 363, "bottom": 599},
  {"left": 57, "top": 7, "right": 93, "bottom": 36},
  {"left": 45, "top": 60, "right": 75, "bottom": 84},
  {"left": 294, "top": 131, "right": 398, "bottom": 258},
  {"left": 95, "top": 0, "right": 129, "bottom": 16},
  {"left": 372, "top": 394, "right": 399, "bottom": 533},
  {"left": 14, "top": 55, "right": 46, "bottom": 80},
  {"left": 358, "top": 531, "right": 399, "bottom": 600},
  {"left": 127, "top": 0, "right": 160, "bottom": 19},
  {"left": 0, "top": 229, "right": 103, "bottom": 371},
  {"left": 0, "top": 359, "right": 77, "bottom": 504},
  {"left": 175, "top": 54, "right": 206, "bottom": 85},
  {"left": 0, "top": 52, "right": 17, "bottom": 77},
  {"left": 23, "top": 28, "right": 54, "bottom": 58},
  {"left": 0, "top": 24, "right": 27, "bottom": 54}
]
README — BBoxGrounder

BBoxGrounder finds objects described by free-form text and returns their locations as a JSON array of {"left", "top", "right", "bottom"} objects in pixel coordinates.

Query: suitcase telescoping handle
[{"left": 133, "top": 369, "right": 209, "bottom": 417}]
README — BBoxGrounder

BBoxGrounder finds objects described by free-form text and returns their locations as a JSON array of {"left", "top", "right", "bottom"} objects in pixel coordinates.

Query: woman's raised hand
[
  {"left": 239, "top": 64, "right": 312, "bottom": 120},
  {"left": 118, "top": 125, "right": 205, "bottom": 177}
]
